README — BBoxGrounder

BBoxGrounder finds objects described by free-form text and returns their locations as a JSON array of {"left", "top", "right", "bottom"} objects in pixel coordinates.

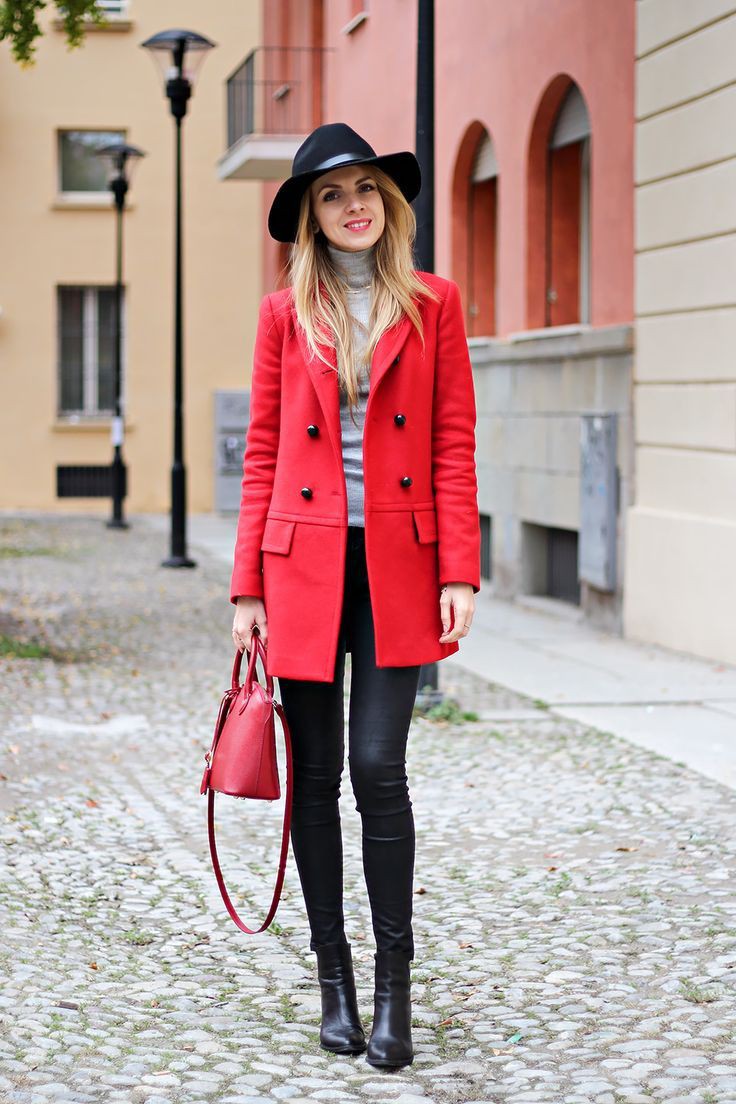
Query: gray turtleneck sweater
[{"left": 326, "top": 241, "right": 376, "bottom": 528}]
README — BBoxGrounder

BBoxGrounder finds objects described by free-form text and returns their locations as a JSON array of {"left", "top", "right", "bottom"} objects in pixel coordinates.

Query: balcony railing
[{"left": 226, "top": 46, "right": 329, "bottom": 150}]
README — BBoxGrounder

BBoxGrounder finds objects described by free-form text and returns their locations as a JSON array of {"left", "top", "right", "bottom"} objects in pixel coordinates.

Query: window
[
  {"left": 451, "top": 122, "right": 498, "bottom": 336},
  {"left": 57, "top": 286, "right": 126, "bottom": 418},
  {"left": 522, "top": 521, "right": 580, "bottom": 605},
  {"left": 547, "top": 84, "right": 591, "bottom": 326},
  {"left": 58, "top": 130, "right": 124, "bottom": 194},
  {"left": 96, "top": 0, "right": 129, "bottom": 14},
  {"left": 468, "top": 132, "right": 498, "bottom": 336},
  {"left": 526, "top": 79, "right": 592, "bottom": 330}
]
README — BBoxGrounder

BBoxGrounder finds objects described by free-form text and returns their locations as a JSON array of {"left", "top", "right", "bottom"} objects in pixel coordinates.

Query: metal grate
[
  {"left": 56, "top": 465, "right": 125, "bottom": 498},
  {"left": 480, "top": 512, "right": 492, "bottom": 580},
  {"left": 547, "top": 526, "right": 580, "bottom": 604}
]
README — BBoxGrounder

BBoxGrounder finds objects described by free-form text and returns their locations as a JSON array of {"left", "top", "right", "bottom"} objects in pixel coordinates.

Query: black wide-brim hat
[{"left": 268, "top": 122, "right": 422, "bottom": 243}]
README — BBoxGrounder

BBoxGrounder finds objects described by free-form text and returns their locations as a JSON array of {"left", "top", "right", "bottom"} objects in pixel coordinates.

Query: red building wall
[{"left": 260, "top": 0, "right": 634, "bottom": 336}]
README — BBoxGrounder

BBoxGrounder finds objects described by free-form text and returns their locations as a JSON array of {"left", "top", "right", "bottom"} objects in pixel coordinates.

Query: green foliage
[
  {"left": 122, "top": 928, "right": 156, "bottom": 946},
  {"left": 0, "top": 0, "right": 107, "bottom": 66},
  {"left": 547, "top": 870, "right": 573, "bottom": 896},
  {"left": 414, "top": 688, "right": 478, "bottom": 724},
  {"left": 0, "top": 545, "right": 54, "bottom": 557},
  {"left": 0, "top": 633, "right": 54, "bottom": 658},
  {"left": 678, "top": 977, "right": 724, "bottom": 1004}
]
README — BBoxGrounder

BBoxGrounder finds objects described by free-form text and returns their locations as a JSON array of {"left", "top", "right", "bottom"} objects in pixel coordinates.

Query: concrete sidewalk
[{"left": 141, "top": 511, "right": 736, "bottom": 790}]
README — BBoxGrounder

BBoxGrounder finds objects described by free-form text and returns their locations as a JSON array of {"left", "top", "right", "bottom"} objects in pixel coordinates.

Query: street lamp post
[
  {"left": 95, "top": 140, "right": 145, "bottom": 531},
  {"left": 414, "top": 0, "right": 444, "bottom": 709},
  {"left": 141, "top": 28, "right": 216, "bottom": 569}
]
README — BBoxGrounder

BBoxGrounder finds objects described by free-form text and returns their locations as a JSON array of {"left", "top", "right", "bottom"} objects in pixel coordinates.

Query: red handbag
[{"left": 200, "top": 628, "right": 293, "bottom": 934}]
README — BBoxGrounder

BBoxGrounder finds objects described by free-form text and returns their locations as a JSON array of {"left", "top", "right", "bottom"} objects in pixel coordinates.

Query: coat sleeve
[
  {"left": 432, "top": 278, "right": 481, "bottom": 594},
  {"left": 230, "top": 293, "right": 283, "bottom": 604}
]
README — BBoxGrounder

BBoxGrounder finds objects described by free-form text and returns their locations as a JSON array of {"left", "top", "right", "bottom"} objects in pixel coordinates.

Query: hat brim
[{"left": 267, "top": 151, "right": 421, "bottom": 243}]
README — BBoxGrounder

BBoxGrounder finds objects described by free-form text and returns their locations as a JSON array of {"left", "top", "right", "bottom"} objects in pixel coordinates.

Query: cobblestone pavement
[{"left": 1, "top": 515, "right": 735, "bottom": 1104}]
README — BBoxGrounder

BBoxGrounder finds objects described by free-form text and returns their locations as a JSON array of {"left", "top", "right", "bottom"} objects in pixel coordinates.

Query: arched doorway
[
  {"left": 527, "top": 77, "right": 591, "bottom": 329},
  {"left": 451, "top": 122, "right": 498, "bottom": 336}
]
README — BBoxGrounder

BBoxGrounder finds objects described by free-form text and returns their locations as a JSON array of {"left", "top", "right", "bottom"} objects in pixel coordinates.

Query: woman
[{"left": 230, "top": 123, "right": 480, "bottom": 1069}]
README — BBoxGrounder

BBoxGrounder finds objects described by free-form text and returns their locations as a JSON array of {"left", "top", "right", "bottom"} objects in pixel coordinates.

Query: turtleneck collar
[{"left": 326, "top": 241, "right": 376, "bottom": 290}]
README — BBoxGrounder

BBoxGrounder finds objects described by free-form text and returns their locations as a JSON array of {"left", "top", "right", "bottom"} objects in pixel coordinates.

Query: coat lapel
[{"left": 290, "top": 299, "right": 414, "bottom": 475}]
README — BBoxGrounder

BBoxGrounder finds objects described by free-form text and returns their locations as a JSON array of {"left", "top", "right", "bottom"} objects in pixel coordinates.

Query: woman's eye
[{"left": 323, "top": 183, "right": 374, "bottom": 202}]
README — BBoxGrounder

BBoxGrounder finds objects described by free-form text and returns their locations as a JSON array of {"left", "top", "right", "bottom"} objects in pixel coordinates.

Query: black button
[
  {"left": 307, "top": 424, "right": 319, "bottom": 437},
  {"left": 394, "top": 413, "right": 406, "bottom": 426},
  {"left": 400, "top": 476, "right": 412, "bottom": 487},
  {"left": 301, "top": 487, "right": 313, "bottom": 499},
  {"left": 392, "top": 355, "right": 401, "bottom": 366}
]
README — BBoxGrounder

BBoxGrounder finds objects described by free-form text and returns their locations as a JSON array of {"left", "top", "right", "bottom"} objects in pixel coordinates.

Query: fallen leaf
[
  {"left": 85, "top": 799, "right": 99, "bottom": 808},
  {"left": 415, "top": 887, "right": 427, "bottom": 895},
  {"left": 614, "top": 846, "right": 638, "bottom": 852},
  {"left": 89, "top": 962, "right": 98, "bottom": 970}
]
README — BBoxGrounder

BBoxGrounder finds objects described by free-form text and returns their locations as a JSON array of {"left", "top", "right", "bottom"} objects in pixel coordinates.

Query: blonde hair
[{"left": 285, "top": 165, "right": 441, "bottom": 421}]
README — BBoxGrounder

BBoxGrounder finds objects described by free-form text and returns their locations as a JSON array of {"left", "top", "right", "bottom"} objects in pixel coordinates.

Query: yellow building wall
[
  {"left": 624, "top": 1, "right": 736, "bottom": 664},
  {"left": 0, "top": 0, "right": 261, "bottom": 513}
]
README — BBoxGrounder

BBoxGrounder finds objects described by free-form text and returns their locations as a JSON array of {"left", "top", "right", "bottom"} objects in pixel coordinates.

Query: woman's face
[{"left": 309, "top": 164, "right": 385, "bottom": 251}]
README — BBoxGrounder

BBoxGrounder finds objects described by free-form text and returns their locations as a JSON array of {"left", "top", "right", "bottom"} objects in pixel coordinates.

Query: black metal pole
[
  {"left": 162, "top": 93, "right": 196, "bottom": 567},
  {"left": 107, "top": 177, "right": 129, "bottom": 529},
  {"left": 414, "top": 0, "right": 434, "bottom": 274},
  {"left": 415, "top": 0, "right": 442, "bottom": 708},
  {"left": 141, "top": 31, "right": 215, "bottom": 568}
]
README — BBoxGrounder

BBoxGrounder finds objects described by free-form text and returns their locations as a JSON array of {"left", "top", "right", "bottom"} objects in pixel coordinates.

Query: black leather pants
[{"left": 278, "top": 525, "right": 421, "bottom": 959}]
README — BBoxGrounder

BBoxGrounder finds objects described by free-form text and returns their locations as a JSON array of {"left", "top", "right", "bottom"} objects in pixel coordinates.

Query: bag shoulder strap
[{"left": 206, "top": 699, "right": 293, "bottom": 935}]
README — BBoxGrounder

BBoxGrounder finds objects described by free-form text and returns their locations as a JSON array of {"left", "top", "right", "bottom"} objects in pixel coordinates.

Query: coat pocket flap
[
  {"left": 260, "top": 517, "right": 296, "bottom": 555},
  {"left": 412, "top": 508, "right": 438, "bottom": 544}
]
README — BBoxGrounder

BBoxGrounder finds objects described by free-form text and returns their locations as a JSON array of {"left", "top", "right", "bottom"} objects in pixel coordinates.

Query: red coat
[{"left": 230, "top": 272, "right": 481, "bottom": 682}]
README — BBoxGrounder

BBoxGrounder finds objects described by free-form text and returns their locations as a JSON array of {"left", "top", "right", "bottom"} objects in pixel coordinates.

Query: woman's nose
[{"left": 346, "top": 193, "right": 365, "bottom": 212}]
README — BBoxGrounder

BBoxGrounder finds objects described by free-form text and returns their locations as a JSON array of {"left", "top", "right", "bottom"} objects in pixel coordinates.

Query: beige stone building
[
  {"left": 624, "top": 1, "right": 736, "bottom": 664},
  {"left": 0, "top": 0, "right": 261, "bottom": 514}
]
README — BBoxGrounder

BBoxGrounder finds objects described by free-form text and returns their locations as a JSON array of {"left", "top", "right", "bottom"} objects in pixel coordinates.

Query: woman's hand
[
  {"left": 438, "top": 582, "right": 475, "bottom": 644},
  {"left": 232, "top": 596, "right": 268, "bottom": 653}
]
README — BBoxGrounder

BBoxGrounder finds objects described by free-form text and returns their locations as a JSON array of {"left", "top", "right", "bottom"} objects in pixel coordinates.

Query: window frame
[
  {"left": 57, "top": 128, "right": 126, "bottom": 200},
  {"left": 57, "top": 284, "right": 127, "bottom": 421},
  {"left": 96, "top": 0, "right": 130, "bottom": 16}
]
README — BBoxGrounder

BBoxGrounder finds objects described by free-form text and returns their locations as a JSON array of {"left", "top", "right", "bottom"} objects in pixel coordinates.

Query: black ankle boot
[
  {"left": 366, "top": 948, "right": 414, "bottom": 1068},
  {"left": 314, "top": 941, "right": 366, "bottom": 1055}
]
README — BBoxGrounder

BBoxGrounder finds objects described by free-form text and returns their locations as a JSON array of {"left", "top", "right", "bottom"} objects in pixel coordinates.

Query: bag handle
[
  {"left": 205, "top": 630, "right": 293, "bottom": 935},
  {"left": 230, "top": 626, "right": 275, "bottom": 697}
]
